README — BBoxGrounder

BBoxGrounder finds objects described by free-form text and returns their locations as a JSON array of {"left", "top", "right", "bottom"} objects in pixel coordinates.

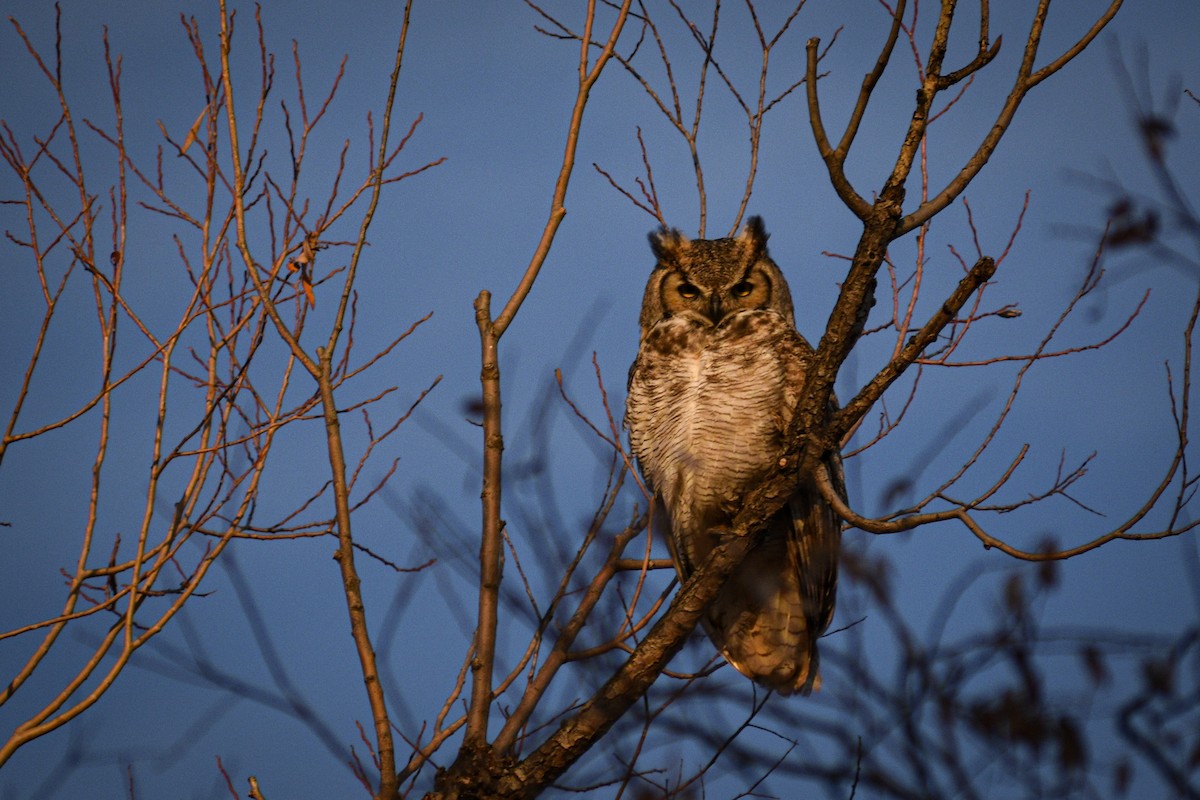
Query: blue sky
[{"left": 2, "top": 1, "right": 1199, "bottom": 797}]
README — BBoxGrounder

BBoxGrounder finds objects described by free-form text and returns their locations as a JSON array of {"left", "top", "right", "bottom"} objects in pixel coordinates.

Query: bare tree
[
  {"left": 1, "top": 2, "right": 1196, "bottom": 799},
  {"left": 1, "top": 3, "right": 442, "bottom": 795}
]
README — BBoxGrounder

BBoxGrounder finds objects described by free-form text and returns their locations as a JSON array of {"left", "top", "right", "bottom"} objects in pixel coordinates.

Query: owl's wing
[
  {"left": 780, "top": 327, "right": 843, "bottom": 640},
  {"left": 781, "top": 330, "right": 845, "bottom": 685},
  {"left": 787, "top": 451, "right": 845, "bottom": 640}
]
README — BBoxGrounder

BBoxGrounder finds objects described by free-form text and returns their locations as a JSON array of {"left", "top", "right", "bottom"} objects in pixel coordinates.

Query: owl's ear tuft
[
  {"left": 649, "top": 226, "right": 690, "bottom": 266},
  {"left": 737, "top": 216, "right": 770, "bottom": 260}
]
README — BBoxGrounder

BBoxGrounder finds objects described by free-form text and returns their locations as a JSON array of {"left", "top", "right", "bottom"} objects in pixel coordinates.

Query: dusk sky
[{"left": 2, "top": 1, "right": 1199, "bottom": 798}]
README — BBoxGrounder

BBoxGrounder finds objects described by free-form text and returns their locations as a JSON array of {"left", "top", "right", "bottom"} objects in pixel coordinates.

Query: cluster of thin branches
[{"left": 0, "top": 1, "right": 440, "bottom": 788}]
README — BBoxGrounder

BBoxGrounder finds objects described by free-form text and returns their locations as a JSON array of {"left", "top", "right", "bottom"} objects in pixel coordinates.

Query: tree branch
[
  {"left": 499, "top": 532, "right": 757, "bottom": 798},
  {"left": 835, "top": 256, "right": 996, "bottom": 438}
]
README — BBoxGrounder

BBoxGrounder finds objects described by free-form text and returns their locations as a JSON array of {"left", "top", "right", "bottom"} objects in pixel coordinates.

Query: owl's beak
[{"left": 704, "top": 294, "right": 724, "bottom": 324}]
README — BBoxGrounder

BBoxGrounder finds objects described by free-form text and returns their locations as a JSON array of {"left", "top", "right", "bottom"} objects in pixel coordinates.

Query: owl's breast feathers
[{"left": 627, "top": 308, "right": 810, "bottom": 520}]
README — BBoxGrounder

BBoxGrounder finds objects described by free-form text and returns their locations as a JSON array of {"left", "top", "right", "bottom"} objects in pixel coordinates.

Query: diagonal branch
[
  {"left": 834, "top": 256, "right": 996, "bottom": 438},
  {"left": 499, "top": 531, "right": 758, "bottom": 798},
  {"left": 491, "top": 0, "right": 634, "bottom": 339}
]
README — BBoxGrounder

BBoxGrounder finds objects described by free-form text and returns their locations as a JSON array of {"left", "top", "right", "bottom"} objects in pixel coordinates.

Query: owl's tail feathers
[
  {"left": 700, "top": 507, "right": 826, "bottom": 696},
  {"left": 714, "top": 625, "right": 821, "bottom": 696},
  {"left": 781, "top": 649, "right": 822, "bottom": 696},
  {"left": 665, "top": 494, "right": 836, "bottom": 696}
]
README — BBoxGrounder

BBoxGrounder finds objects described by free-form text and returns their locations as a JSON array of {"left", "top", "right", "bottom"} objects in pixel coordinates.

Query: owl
[{"left": 625, "top": 216, "right": 844, "bottom": 695}]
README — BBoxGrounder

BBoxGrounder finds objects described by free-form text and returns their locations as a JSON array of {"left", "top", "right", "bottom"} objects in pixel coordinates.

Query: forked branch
[{"left": 449, "top": 2, "right": 635, "bottom": 790}]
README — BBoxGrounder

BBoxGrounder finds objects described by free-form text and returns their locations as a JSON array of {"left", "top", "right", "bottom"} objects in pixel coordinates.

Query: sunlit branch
[
  {"left": 834, "top": 255, "right": 995, "bottom": 439},
  {"left": 457, "top": 0, "right": 634, "bottom": 769},
  {"left": 897, "top": 0, "right": 1124, "bottom": 236}
]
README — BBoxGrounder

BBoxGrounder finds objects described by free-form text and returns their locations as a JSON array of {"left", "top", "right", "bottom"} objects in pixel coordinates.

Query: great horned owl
[{"left": 625, "top": 216, "right": 843, "bottom": 695}]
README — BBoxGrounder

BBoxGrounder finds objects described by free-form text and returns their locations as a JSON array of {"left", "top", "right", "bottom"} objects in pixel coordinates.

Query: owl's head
[{"left": 638, "top": 216, "right": 796, "bottom": 337}]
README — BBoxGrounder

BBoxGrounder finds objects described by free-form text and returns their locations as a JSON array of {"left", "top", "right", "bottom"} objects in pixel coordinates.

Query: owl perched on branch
[{"left": 626, "top": 216, "right": 844, "bottom": 695}]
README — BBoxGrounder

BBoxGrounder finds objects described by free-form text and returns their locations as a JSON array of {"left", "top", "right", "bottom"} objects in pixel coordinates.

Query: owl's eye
[
  {"left": 731, "top": 281, "right": 754, "bottom": 298},
  {"left": 676, "top": 282, "right": 700, "bottom": 299}
]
